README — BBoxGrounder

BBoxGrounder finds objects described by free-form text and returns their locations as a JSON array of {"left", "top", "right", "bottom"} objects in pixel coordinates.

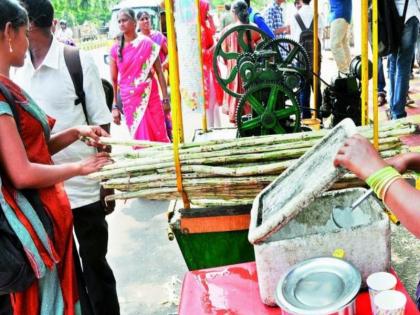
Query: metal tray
[{"left": 275, "top": 257, "right": 361, "bottom": 314}]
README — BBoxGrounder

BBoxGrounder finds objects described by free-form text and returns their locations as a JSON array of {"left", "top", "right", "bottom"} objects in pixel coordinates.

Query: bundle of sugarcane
[{"left": 88, "top": 118, "right": 418, "bottom": 206}]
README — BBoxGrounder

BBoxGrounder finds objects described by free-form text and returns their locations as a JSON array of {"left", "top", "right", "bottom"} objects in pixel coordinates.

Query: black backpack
[
  {"left": 63, "top": 46, "right": 113, "bottom": 124},
  {"left": 370, "top": 0, "right": 408, "bottom": 57},
  {"left": 295, "top": 13, "right": 321, "bottom": 70}
]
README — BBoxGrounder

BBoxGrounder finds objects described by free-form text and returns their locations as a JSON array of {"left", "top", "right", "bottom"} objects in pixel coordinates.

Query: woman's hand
[
  {"left": 162, "top": 61, "right": 169, "bottom": 72},
  {"left": 386, "top": 154, "right": 410, "bottom": 173},
  {"left": 162, "top": 98, "right": 171, "bottom": 113},
  {"left": 112, "top": 108, "right": 121, "bottom": 125},
  {"left": 77, "top": 125, "right": 110, "bottom": 148},
  {"left": 334, "top": 134, "right": 388, "bottom": 180},
  {"left": 77, "top": 152, "right": 112, "bottom": 176},
  {"left": 386, "top": 152, "right": 420, "bottom": 173}
]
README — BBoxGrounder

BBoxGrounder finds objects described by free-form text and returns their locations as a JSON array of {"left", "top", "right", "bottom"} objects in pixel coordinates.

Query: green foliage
[
  {"left": 210, "top": 0, "right": 270, "bottom": 11},
  {"left": 51, "top": 0, "right": 119, "bottom": 26}
]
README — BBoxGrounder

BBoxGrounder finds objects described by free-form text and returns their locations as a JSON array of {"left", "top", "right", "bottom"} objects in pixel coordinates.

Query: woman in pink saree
[
  {"left": 110, "top": 8, "right": 170, "bottom": 143},
  {"left": 137, "top": 11, "right": 168, "bottom": 71}
]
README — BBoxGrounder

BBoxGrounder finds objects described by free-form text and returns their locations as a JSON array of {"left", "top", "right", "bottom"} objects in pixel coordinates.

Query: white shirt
[
  {"left": 395, "top": 0, "right": 420, "bottom": 23},
  {"left": 13, "top": 38, "right": 112, "bottom": 209},
  {"left": 55, "top": 27, "right": 73, "bottom": 42},
  {"left": 287, "top": 4, "right": 324, "bottom": 43}
]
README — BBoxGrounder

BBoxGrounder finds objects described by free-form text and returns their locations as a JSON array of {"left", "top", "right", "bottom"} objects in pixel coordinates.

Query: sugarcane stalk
[
  {"left": 107, "top": 124, "right": 414, "bottom": 163},
  {"left": 99, "top": 137, "right": 171, "bottom": 148},
  {"left": 191, "top": 199, "right": 255, "bottom": 207},
  {"left": 88, "top": 162, "right": 174, "bottom": 180},
  {"left": 99, "top": 146, "right": 407, "bottom": 182}
]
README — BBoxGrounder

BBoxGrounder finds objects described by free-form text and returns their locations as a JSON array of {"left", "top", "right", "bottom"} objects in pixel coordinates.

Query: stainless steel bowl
[{"left": 275, "top": 257, "right": 361, "bottom": 315}]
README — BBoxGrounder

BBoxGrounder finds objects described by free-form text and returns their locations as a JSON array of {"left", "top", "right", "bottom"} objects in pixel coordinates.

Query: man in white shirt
[
  {"left": 287, "top": 0, "right": 323, "bottom": 119},
  {"left": 14, "top": 1, "right": 119, "bottom": 314},
  {"left": 388, "top": 0, "right": 420, "bottom": 119},
  {"left": 55, "top": 19, "right": 74, "bottom": 45}
]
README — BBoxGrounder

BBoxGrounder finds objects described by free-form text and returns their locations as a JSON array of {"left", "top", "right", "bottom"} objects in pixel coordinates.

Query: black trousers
[
  {"left": 73, "top": 201, "right": 119, "bottom": 315},
  {"left": 0, "top": 296, "right": 11, "bottom": 315}
]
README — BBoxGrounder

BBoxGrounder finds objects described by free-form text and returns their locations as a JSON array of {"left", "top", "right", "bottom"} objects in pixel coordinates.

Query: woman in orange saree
[{"left": 0, "top": 1, "right": 110, "bottom": 313}]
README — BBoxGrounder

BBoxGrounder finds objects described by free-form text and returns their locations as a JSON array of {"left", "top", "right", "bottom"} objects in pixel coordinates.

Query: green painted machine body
[{"left": 169, "top": 205, "right": 255, "bottom": 271}]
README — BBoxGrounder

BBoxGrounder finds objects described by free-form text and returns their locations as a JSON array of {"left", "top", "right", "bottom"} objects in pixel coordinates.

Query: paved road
[
  {"left": 92, "top": 47, "right": 224, "bottom": 314},
  {"left": 88, "top": 47, "right": 419, "bottom": 314}
]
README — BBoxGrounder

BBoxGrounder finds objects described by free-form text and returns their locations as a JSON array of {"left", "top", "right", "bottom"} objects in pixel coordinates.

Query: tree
[{"left": 51, "top": 0, "right": 118, "bottom": 26}]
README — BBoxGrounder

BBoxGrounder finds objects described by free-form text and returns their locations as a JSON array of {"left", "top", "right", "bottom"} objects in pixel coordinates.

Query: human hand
[
  {"left": 78, "top": 152, "right": 112, "bottom": 176},
  {"left": 162, "top": 98, "right": 171, "bottom": 113},
  {"left": 334, "top": 134, "right": 388, "bottom": 180},
  {"left": 386, "top": 154, "right": 410, "bottom": 173},
  {"left": 112, "top": 108, "right": 121, "bottom": 125},
  {"left": 100, "top": 186, "right": 116, "bottom": 215},
  {"left": 77, "top": 125, "right": 109, "bottom": 148}
]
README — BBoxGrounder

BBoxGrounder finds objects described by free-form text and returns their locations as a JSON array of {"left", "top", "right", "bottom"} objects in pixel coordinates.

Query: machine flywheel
[{"left": 236, "top": 82, "right": 301, "bottom": 137}]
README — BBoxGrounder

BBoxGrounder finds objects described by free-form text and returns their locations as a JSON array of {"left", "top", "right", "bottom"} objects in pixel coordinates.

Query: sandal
[
  {"left": 378, "top": 92, "right": 387, "bottom": 107},
  {"left": 406, "top": 94, "right": 416, "bottom": 107}
]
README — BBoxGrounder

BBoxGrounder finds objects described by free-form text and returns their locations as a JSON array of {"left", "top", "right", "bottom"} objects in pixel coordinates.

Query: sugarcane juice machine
[
  {"left": 213, "top": 25, "right": 373, "bottom": 135},
  {"left": 170, "top": 26, "right": 374, "bottom": 272}
]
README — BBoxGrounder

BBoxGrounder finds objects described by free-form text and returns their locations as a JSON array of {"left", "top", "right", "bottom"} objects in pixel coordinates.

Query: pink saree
[
  {"left": 111, "top": 35, "right": 170, "bottom": 142},
  {"left": 149, "top": 31, "right": 168, "bottom": 64}
]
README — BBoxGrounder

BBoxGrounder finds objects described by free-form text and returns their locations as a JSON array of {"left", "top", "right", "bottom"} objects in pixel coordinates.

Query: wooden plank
[{"left": 180, "top": 214, "right": 251, "bottom": 234}]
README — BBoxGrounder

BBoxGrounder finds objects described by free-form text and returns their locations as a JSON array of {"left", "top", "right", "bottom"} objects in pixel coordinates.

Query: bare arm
[
  {"left": 110, "top": 58, "right": 119, "bottom": 105},
  {"left": 160, "top": 41, "right": 169, "bottom": 71},
  {"left": 274, "top": 25, "right": 290, "bottom": 35},
  {"left": 334, "top": 135, "right": 420, "bottom": 238},
  {"left": 48, "top": 125, "right": 110, "bottom": 155},
  {"left": 109, "top": 57, "right": 121, "bottom": 125},
  {"left": 48, "top": 127, "right": 79, "bottom": 155},
  {"left": 153, "top": 58, "right": 170, "bottom": 113},
  {"left": 0, "top": 116, "right": 110, "bottom": 189},
  {"left": 386, "top": 152, "right": 420, "bottom": 173}
]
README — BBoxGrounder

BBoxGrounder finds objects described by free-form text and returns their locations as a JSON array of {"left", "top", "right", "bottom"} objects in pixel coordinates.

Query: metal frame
[{"left": 164, "top": 0, "right": 381, "bottom": 209}]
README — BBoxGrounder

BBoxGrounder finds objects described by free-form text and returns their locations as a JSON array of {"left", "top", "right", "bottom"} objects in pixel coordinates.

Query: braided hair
[{"left": 117, "top": 7, "right": 136, "bottom": 61}]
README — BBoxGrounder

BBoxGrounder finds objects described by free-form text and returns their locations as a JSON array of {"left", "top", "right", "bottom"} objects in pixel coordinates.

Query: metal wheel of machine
[
  {"left": 259, "top": 38, "right": 310, "bottom": 94},
  {"left": 236, "top": 82, "right": 301, "bottom": 137},
  {"left": 213, "top": 25, "right": 271, "bottom": 98}
]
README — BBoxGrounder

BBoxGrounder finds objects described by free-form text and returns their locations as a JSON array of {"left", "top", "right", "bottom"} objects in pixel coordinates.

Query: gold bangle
[{"left": 380, "top": 176, "right": 403, "bottom": 201}]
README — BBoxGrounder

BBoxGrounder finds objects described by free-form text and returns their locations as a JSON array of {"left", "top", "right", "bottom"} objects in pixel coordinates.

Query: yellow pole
[
  {"left": 361, "top": 0, "right": 369, "bottom": 125},
  {"left": 165, "top": 0, "right": 190, "bottom": 208},
  {"left": 313, "top": 0, "right": 319, "bottom": 118},
  {"left": 372, "top": 0, "right": 379, "bottom": 148},
  {"left": 196, "top": 0, "right": 208, "bottom": 132}
]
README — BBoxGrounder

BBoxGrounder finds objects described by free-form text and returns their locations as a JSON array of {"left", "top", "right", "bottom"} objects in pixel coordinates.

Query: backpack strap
[
  {"left": 63, "top": 45, "right": 89, "bottom": 124},
  {"left": 402, "top": 0, "right": 409, "bottom": 23},
  {"left": 295, "top": 13, "right": 307, "bottom": 32},
  {"left": 0, "top": 82, "right": 21, "bottom": 133}
]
